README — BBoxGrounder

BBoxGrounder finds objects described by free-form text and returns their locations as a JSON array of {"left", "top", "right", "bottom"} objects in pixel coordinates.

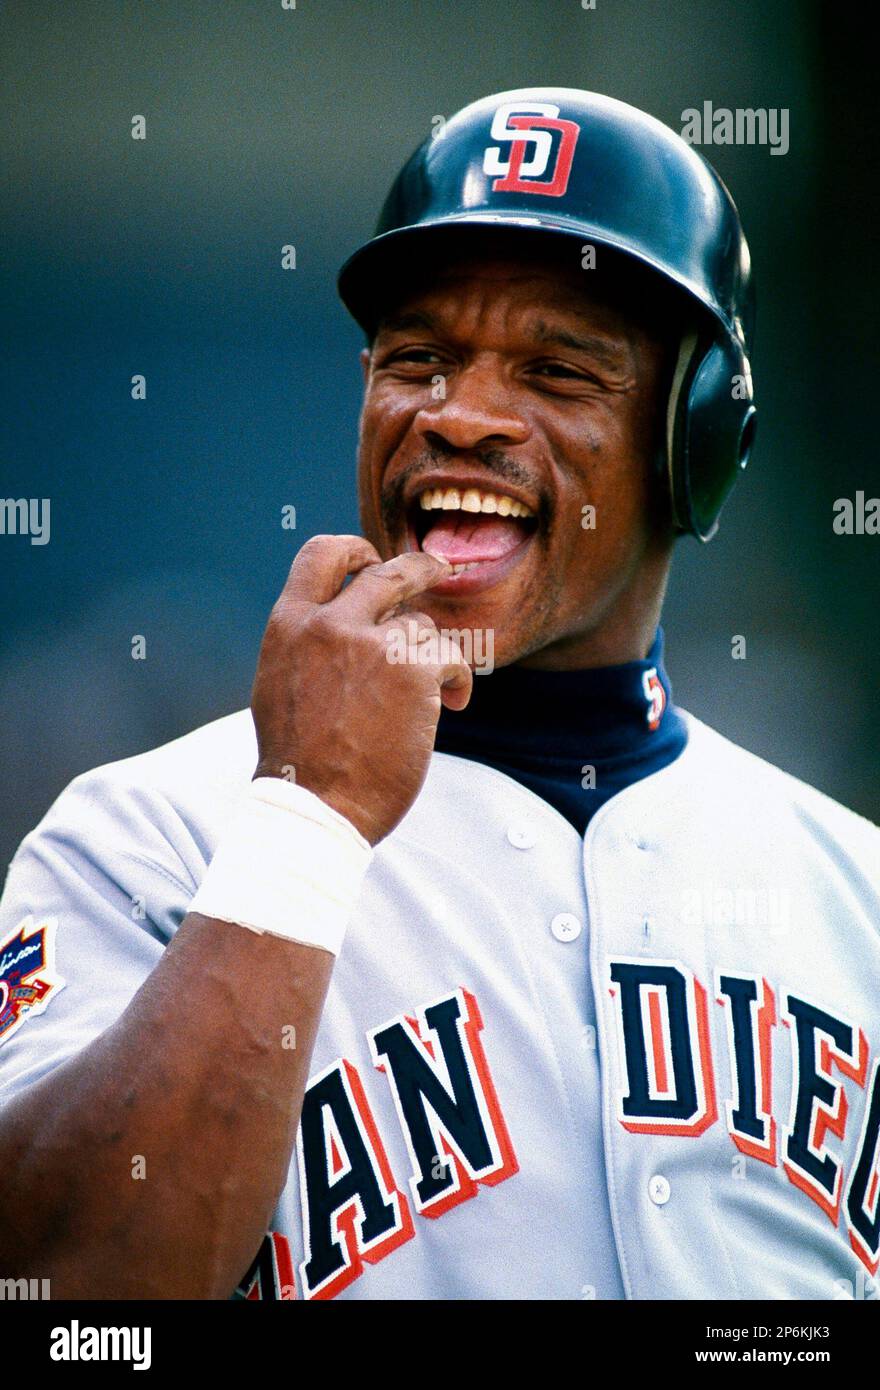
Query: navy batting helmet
[{"left": 338, "top": 87, "right": 757, "bottom": 542}]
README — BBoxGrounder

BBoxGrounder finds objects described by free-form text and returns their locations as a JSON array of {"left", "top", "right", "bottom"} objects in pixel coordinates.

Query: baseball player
[{"left": 1, "top": 88, "right": 878, "bottom": 1303}]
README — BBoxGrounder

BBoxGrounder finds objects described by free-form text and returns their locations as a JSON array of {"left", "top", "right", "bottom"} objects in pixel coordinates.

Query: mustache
[{"left": 380, "top": 446, "right": 543, "bottom": 533}]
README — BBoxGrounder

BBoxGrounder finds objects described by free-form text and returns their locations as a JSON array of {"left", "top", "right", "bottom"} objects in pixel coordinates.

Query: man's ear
[{"left": 359, "top": 347, "right": 370, "bottom": 384}]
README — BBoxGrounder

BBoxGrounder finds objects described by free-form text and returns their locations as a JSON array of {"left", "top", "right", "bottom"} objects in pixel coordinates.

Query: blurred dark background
[{"left": 2, "top": 0, "right": 878, "bottom": 868}]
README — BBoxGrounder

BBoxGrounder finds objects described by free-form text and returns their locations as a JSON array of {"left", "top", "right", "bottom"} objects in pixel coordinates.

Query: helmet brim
[{"left": 339, "top": 214, "right": 731, "bottom": 344}]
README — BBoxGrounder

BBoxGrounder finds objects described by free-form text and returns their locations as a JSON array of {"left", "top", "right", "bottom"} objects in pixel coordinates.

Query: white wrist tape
[{"left": 188, "top": 777, "right": 373, "bottom": 955}]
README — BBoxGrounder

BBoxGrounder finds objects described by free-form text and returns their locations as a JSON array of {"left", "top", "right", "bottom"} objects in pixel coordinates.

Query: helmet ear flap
[{"left": 667, "top": 331, "right": 757, "bottom": 541}]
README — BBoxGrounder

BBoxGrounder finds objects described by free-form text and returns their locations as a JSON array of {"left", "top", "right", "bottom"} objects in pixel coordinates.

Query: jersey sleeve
[{"left": 0, "top": 765, "right": 199, "bottom": 1106}]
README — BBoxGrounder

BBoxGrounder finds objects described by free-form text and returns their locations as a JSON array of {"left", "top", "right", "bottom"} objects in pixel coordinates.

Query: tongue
[{"left": 421, "top": 513, "right": 528, "bottom": 564}]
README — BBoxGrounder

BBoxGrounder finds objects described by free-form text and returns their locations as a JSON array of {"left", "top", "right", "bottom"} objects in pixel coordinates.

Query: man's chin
[
  {"left": 397, "top": 594, "right": 534, "bottom": 676},
  {"left": 383, "top": 531, "right": 549, "bottom": 669}
]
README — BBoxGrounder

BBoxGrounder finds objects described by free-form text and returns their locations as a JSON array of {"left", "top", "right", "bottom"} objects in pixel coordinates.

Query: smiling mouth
[{"left": 404, "top": 484, "right": 539, "bottom": 592}]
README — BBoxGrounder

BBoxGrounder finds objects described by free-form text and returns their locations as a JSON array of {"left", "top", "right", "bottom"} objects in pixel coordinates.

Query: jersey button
[
  {"left": 507, "top": 822, "right": 537, "bottom": 850},
  {"left": 550, "top": 912, "right": 582, "bottom": 943},
  {"left": 648, "top": 1174, "right": 671, "bottom": 1206}
]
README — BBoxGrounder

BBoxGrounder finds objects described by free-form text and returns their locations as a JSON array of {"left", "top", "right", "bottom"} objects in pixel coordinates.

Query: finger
[
  {"left": 380, "top": 615, "right": 473, "bottom": 709},
  {"left": 379, "top": 610, "right": 437, "bottom": 671},
  {"left": 337, "top": 550, "right": 453, "bottom": 624},
  {"left": 410, "top": 628, "right": 473, "bottom": 711},
  {"left": 438, "top": 642, "right": 473, "bottom": 712},
  {"left": 281, "top": 535, "right": 383, "bottom": 608}
]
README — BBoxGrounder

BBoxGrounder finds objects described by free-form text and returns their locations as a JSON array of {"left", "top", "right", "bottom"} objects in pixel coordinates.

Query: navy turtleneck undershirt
[{"left": 433, "top": 628, "right": 687, "bottom": 837}]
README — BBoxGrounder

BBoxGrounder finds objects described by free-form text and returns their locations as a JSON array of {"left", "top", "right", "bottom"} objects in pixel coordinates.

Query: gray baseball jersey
[{"left": 1, "top": 707, "right": 879, "bottom": 1300}]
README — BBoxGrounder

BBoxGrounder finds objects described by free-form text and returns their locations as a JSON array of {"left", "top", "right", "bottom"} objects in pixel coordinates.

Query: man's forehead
[
  {"left": 419, "top": 252, "right": 586, "bottom": 295},
  {"left": 379, "top": 256, "right": 646, "bottom": 350}
]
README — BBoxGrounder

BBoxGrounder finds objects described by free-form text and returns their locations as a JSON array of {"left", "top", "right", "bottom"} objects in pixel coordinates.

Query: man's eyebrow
[
  {"left": 532, "top": 321, "right": 627, "bottom": 368},
  {"left": 375, "top": 310, "right": 438, "bottom": 338},
  {"left": 374, "top": 310, "right": 629, "bottom": 368}
]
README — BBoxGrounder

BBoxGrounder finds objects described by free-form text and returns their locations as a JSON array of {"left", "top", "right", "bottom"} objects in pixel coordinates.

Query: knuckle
[
  {"left": 269, "top": 587, "right": 306, "bottom": 628},
  {"left": 265, "top": 599, "right": 295, "bottom": 637},
  {"left": 302, "top": 605, "right": 338, "bottom": 641},
  {"left": 368, "top": 560, "right": 410, "bottom": 589},
  {"left": 297, "top": 533, "right": 335, "bottom": 556}
]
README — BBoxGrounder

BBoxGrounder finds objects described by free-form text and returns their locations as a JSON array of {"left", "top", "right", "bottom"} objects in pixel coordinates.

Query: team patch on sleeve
[{"left": 0, "top": 915, "right": 65, "bottom": 1047}]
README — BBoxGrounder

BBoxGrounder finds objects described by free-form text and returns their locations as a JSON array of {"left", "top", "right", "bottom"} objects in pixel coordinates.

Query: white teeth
[
  {"left": 416, "top": 486, "right": 534, "bottom": 517},
  {"left": 449, "top": 561, "right": 480, "bottom": 574}
]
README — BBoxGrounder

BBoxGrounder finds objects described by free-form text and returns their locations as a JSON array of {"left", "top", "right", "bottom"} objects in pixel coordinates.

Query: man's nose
[{"left": 412, "top": 360, "right": 532, "bottom": 452}]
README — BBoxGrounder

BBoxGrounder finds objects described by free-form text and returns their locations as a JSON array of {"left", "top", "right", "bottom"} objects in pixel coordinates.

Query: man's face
[{"left": 356, "top": 247, "right": 676, "bottom": 668}]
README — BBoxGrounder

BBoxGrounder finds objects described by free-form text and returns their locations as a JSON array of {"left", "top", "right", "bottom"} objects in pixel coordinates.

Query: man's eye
[
  {"left": 390, "top": 349, "right": 442, "bottom": 364},
  {"left": 532, "top": 363, "right": 585, "bottom": 380}
]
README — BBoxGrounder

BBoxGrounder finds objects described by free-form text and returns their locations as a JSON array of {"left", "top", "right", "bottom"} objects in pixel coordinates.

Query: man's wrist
[{"left": 188, "top": 777, "right": 373, "bottom": 954}]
